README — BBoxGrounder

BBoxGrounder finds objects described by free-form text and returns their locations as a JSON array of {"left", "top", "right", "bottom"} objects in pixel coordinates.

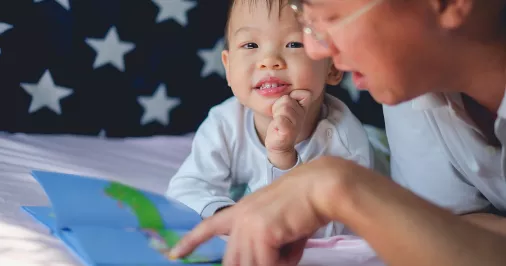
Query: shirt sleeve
[
  {"left": 166, "top": 109, "right": 235, "bottom": 219},
  {"left": 383, "top": 102, "right": 491, "bottom": 214}
]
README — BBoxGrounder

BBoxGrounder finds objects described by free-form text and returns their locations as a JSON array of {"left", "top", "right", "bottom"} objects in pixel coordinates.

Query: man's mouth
[{"left": 351, "top": 71, "right": 368, "bottom": 90}]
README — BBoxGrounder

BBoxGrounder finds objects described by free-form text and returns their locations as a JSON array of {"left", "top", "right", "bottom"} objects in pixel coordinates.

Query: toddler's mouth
[
  {"left": 253, "top": 78, "right": 291, "bottom": 97},
  {"left": 255, "top": 83, "right": 285, "bottom": 90},
  {"left": 254, "top": 76, "right": 290, "bottom": 90}
]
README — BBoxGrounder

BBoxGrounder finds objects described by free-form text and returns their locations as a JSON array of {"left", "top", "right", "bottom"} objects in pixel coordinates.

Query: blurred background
[{"left": 0, "top": 0, "right": 384, "bottom": 138}]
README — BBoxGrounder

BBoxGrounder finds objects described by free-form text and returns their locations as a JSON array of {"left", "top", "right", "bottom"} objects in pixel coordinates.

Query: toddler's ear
[
  {"left": 221, "top": 50, "right": 231, "bottom": 86},
  {"left": 326, "top": 64, "right": 343, "bottom": 86}
]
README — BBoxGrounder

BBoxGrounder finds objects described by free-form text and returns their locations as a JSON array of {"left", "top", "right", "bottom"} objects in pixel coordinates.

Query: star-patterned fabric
[
  {"left": 85, "top": 26, "right": 135, "bottom": 71},
  {"left": 0, "top": 0, "right": 383, "bottom": 137}
]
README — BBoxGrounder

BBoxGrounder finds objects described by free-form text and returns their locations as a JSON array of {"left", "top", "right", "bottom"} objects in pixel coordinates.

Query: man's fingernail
[{"left": 168, "top": 246, "right": 180, "bottom": 259}]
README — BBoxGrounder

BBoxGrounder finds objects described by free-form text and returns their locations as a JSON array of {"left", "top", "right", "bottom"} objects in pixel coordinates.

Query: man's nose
[
  {"left": 303, "top": 33, "right": 334, "bottom": 60},
  {"left": 303, "top": 33, "right": 351, "bottom": 71}
]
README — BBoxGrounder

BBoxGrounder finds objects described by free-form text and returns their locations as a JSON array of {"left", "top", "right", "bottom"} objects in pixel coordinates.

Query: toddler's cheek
[{"left": 295, "top": 71, "right": 323, "bottom": 91}]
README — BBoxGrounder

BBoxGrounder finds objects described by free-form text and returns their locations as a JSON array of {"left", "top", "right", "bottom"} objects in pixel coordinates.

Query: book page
[
  {"left": 66, "top": 226, "right": 224, "bottom": 265},
  {"left": 32, "top": 171, "right": 202, "bottom": 230}
]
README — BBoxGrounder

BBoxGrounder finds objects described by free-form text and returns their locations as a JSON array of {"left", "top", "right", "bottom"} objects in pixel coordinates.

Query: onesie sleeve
[{"left": 166, "top": 109, "right": 235, "bottom": 218}]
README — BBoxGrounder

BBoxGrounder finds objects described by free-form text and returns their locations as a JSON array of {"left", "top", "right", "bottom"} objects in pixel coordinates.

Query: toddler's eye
[
  {"left": 241, "top": 43, "right": 258, "bottom": 49},
  {"left": 286, "top": 42, "right": 304, "bottom": 48}
]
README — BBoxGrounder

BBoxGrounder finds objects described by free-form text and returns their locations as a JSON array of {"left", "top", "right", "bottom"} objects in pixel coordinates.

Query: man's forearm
[
  {"left": 319, "top": 157, "right": 506, "bottom": 266},
  {"left": 463, "top": 213, "right": 506, "bottom": 237}
]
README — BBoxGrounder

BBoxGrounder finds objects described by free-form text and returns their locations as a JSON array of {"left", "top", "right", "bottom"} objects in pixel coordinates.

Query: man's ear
[
  {"left": 429, "top": 0, "right": 473, "bottom": 29},
  {"left": 326, "top": 64, "right": 343, "bottom": 86},
  {"left": 221, "top": 50, "right": 231, "bottom": 86}
]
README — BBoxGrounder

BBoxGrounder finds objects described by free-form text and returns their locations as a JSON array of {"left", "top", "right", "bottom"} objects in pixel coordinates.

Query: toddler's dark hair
[{"left": 224, "top": 0, "right": 287, "bottom": 50}]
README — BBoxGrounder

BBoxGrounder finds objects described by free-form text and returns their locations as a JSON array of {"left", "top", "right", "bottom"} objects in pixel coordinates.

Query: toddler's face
[{"left": 222, "top": 0, "right": 339, "bottom": 117}]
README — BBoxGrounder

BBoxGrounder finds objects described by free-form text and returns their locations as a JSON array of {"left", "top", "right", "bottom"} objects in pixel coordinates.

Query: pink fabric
[
  {"left": 305, "top": 236, "right": 349, "bottom": 249},
  {"left": 299, "top": 235, "right": 385, "bottom": 266}
]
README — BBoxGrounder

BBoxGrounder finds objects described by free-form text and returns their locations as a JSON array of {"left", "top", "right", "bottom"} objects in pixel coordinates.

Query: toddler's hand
[{"left": 265, "top": 90, "right": 312, "bottom": 169}]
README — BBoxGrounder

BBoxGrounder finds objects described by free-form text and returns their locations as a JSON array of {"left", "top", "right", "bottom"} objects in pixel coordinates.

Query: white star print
[
  {"left": 152, "top": 0, "right": 196, "bottom": 26},
  {"left": 85, "top": 26, "right": 135, "bottom": 71},
  {"left": 198, "top": 38, "right": 226, "bottom": 78},
  {"left": 33, "top": 0, "right": 70, "bottom": 10},
  {"left": 0, "top": 23, "right": 13, "bottom": 56},
  {"left": 98, "top": 129, "right": 107, "bottom": 138},
  {"left": 20, "top": 70, "right": 74, "bottom": 115},
  {"left": 341, "top": 73, "right": 361, "bottom": 103},
  {"left": 0, "top": 23, "right": 12, "bottom": 35},
  {"left": 138, "top": 84, "right": 181, "bottom": 126}
]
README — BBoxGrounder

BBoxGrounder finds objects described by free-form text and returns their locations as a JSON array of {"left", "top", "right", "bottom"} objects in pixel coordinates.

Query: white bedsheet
[{"left": 0, "top": 133, "right": 383, "bottom": 266}]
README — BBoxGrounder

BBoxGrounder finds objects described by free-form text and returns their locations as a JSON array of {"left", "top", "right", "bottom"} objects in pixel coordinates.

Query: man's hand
[
  {"left": 265, "top": 90, "right": 312, "bottom": 169},
  {"left": 462, "top": 212, "right": 506, "bottom": 237},
  {"left": 168, "top": 156, "right": 506, "bottom": 266},
  {"left": 168, "top": 156, "right": 344, "bottom": 266}
]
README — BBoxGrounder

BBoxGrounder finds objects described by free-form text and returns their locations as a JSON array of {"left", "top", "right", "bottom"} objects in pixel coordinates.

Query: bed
[{"left": 0, "top": 132, "right": 384, "bottom": 266}]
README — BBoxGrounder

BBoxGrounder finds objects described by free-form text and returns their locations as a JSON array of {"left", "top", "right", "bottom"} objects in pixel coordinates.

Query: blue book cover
[{"left": 21, "top": 170, "right": 225, "bottom": 266}]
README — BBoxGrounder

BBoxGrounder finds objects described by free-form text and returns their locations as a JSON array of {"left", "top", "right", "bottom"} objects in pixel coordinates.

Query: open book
[{"left": 21, "top": 170, "right": 225, "bottom": 266}]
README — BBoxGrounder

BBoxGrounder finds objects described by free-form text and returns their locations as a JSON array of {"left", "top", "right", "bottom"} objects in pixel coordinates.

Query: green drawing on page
[
  {"left": 104, "top": 182, "right": 222, "bottom": 265},
  {"left": 104, "top": 182, "right": 165, "bottom": 229}
]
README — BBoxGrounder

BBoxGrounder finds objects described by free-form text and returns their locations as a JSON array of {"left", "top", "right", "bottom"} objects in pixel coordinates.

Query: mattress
[{"left": 0, "top": 132, "right": 383, "bottom": 266}]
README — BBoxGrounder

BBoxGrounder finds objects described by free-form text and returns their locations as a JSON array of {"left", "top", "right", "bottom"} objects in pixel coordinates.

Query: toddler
[{"left": 167, "top": 0, "right": 374, "bottom": 238}]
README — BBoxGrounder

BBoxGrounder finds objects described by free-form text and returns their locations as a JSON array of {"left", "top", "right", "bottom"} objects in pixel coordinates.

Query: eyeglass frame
[{"left": 289, "top": 0, "right": 384, "bottom": 47}]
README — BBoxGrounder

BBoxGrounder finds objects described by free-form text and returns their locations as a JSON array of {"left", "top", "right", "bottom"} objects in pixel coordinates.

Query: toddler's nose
[{"left": 258, "top": 55, "right": 287, "bottom": 70}]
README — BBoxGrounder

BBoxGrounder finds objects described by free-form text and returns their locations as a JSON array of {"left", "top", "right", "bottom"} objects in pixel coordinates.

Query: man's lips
[{"left": 351, "top": 71, "right": 367, "bottom": 89}]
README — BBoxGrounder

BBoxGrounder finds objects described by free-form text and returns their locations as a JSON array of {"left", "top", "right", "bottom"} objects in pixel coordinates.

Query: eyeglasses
[{"left": 289, "top": 0, "right": 383, "bottom": 47}]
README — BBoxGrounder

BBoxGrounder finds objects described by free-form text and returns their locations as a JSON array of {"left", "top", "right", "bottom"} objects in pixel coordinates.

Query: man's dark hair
[
  {"left": 502, "top": 3, "right": 506, "bottom": 27},
  {"left": 224, "top": 0, "right": 287, "bottom": 50}
]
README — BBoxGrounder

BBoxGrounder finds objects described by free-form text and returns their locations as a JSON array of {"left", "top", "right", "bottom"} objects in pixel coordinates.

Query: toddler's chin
[
  {"left": 244, "top": 102, "right": 273, "bottom": 118},
  {"left": 252, "top": 107, "right": 273, "bottom": 119}
]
